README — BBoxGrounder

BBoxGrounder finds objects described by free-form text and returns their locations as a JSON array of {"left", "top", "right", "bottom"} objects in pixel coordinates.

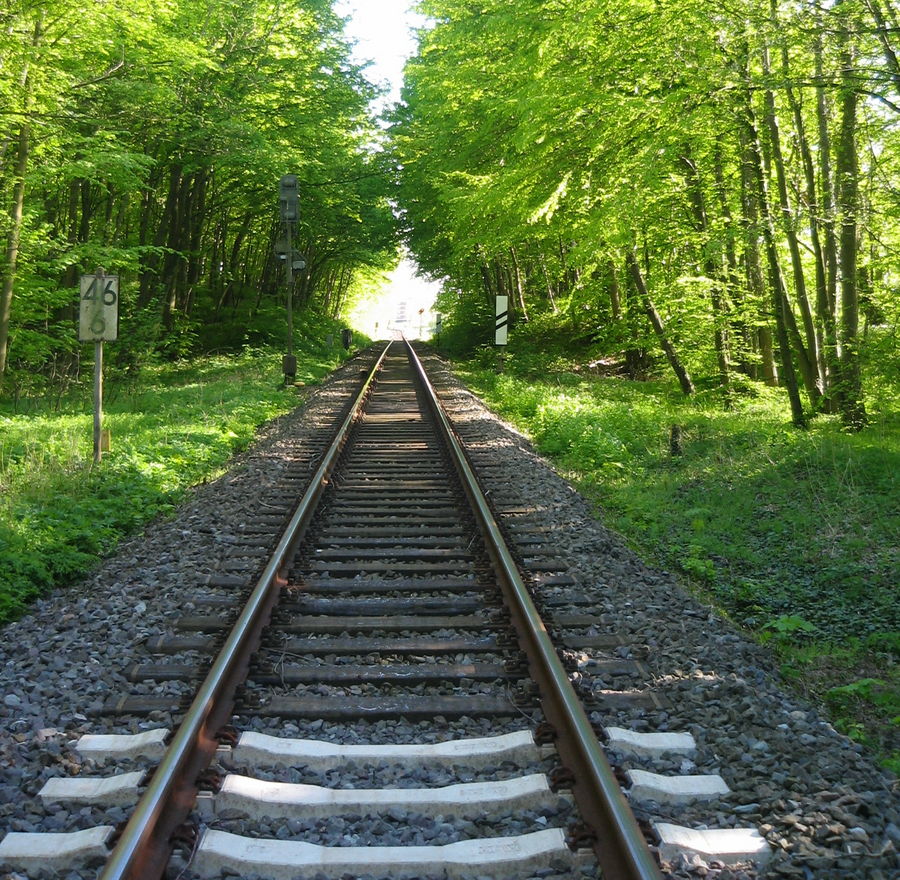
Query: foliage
[
  {"left": 0, "top": 332, "right": 352, "bottom": 622},
  {"left": 456, "top": 340, "right": 899, "bottom": 767},
  {"left": 760, "top": 615, "right": 818, "bottom": 643},
  {"left": 824, "top": 675, "right": 900, "bottom": 771},
  {"left": 0, "top": 0, "right": 397, "bottom": 394},
  {"left": 396, "top": 0, "right": 900, "bottom": 428}
]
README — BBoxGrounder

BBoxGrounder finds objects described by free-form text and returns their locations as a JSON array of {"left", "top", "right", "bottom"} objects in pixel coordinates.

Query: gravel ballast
[
  {"left": 421, "top": 349, "right": 898, "bottom": 880},
  {"left": 0, "top": 346, "right": 897, "bottom": 880}
]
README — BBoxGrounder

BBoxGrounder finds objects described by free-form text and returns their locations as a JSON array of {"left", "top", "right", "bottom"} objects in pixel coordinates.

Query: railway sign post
[
  {"left": 279, "top": 174, "right": 299, "bottom": 384},
  {"left": 494, "top": 295, "right": 508, "bottom": 345},
  {"left": 79, "top": 270, "right": 118, "bottom": 464},
  {"left": 495, "top": 294, "right": 508, "bottom": 373},
  {"left": 435, "top": 313, "right": 442, "bottom": 344}
]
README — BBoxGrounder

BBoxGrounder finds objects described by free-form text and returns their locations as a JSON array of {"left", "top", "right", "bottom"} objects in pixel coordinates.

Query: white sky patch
[
  {"left": 336, "top": 0, "right": 427, "bottom": 111},
  {"left": 348, "top": 258, "right": 443, "bottom": 341},
  {"left": 337, "top": 1, "right": 441, "bottom": 337}
]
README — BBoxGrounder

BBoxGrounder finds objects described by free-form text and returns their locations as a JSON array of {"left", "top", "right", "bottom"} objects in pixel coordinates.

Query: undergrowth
[
  {"left": 0, "top": 343, "right": 353, "bottom": 623},
  {"left": 458, "top": 357, "right": 899, "bottom": 773}
]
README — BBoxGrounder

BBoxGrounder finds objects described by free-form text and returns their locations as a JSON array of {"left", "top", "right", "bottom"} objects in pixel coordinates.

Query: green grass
[
  {"left": 458, "top": 361, "right": 899, "bottom": 772},
  {"left": 0, "top": 344, "right": 352, "bottom": 623}
]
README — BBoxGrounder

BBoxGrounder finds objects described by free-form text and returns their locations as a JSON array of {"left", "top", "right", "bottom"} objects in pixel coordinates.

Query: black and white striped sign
[{"left": 495, "top": 295, "right": 508, "bottom": 345}]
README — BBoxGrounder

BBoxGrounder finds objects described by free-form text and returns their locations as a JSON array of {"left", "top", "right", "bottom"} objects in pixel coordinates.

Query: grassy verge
[
  {"left": 0, "top": 344, "right": 353, "bottom": 623},
  {"left": 457, "top": 359, "right": 899, "bottom": 773}
]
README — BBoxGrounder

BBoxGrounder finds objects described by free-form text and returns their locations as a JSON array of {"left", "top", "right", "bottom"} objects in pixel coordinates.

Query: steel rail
[
  {"left": 405, "top": 339, "right": 663, "bottom": 880},
  {"left": 99, "top": 341, "right": 393, "bottom": 880}
]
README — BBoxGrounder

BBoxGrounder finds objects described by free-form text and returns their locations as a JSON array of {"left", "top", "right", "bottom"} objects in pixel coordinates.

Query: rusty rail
[
  {"left": 98, "top": 342, "right": 391, "bottom": 880},
  {"left": 405, "top": 339, "right": 663, "bottom": 880}
]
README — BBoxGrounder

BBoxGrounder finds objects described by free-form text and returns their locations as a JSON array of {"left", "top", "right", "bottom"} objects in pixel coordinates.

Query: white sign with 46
[{"left": 79, "top": 274, "right": 119, "bottom": 342}]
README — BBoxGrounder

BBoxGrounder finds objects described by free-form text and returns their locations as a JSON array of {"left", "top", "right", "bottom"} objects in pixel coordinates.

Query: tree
[
  {"left": 393, "top": 0, "right": 896, "bottom": 427},
  {"left": 0, "top": 0, "right": 396, "bottom": 389}
]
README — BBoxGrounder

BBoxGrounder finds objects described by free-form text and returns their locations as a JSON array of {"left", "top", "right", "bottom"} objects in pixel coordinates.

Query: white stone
[
  {"left": 192, "top": 828, "right": 568, "bottom": 879},
  {"left": 215, "top": 772, "right": 551, "bottom": 819},
  {"left": 655, "top": 822, "right": 772, "bottom": 865},
  {"left": 605, "top": 726, "right": 696, "bottom": 758},
  {"left": 627, "top": 769, "right": 729, "bottom": 803},
  {"left": 231, "top": 729, "right": 539, "bottom": 770},
  {"left": 39, "top": 771, "right": 144, "bottom": 806},
  {"left": 0, "top": 826, "right": 114, "bottom": 873},
  {"left": 76, "top": 728, "right": 169, "bottom": 762}
]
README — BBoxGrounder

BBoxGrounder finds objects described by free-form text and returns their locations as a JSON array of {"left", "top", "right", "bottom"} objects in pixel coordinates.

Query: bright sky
[
  {"left": 336, "top": 0, "right": 426, "bottom": 110},
  {"left": 348, "top": 259, "right": 442, "bottom": 340},
  {"left": 336, "top": 0, "right": 442, "bottom": 339}
]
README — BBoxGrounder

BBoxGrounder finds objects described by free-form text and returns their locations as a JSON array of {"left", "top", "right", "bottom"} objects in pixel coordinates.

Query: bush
[{"left": 0, "top": 335, "right": 355, "bottom": 623}]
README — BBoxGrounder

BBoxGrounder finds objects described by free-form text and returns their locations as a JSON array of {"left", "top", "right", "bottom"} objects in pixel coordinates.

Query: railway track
[{"left": 1, "top": 341, "right": 778, "bottom": 879}]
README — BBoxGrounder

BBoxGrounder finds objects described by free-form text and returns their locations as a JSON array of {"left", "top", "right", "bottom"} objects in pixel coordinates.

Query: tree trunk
[
  {"left": 0, "top": 15, "right": 41, "bottom": 376},
  {"left": 761, "top": 32, "right": 823, "bottom": 407},
  {"left": 758, "top": 326, "right": 778, "bottom": 386},
  {"left": 606, "top": 259, "right": 622, "bottom": 321},
  {"left": 79, "top": 179, "right": 93, "bottom": 247},
  {"left": 864, "top": 0, "right": 900, "bottom": 92},
  {"left": 509, "top": 246, "right": 529, "bottom": 321},
  {"left": 183, "top": 171, "right": 208, "bottom": 316},
  {"left": 101, "top": 187, "right": 114, "bottom": 245},
  {"left": 477, "top": 247, "right": 494, "bottom": 305},
  {"left": 786, "top": 86, "right": 832, "bottom": 398},
  {"left": 834, "top": 1, "right": 867, "bottom": 430},
  {"left": 713, "top": 141, "right": 754, "bottom": 379},
  {"left": 626, "top": 251, "right": 695, "bottom": 396},
  {"left": 160, "top": 164, "right": 183, "bottom": 332},
  {"left": 217, "top": 212, "right": 252, "bottom": 315},
  {"left": 333, "top": 265, "right": 352, "bottom": 318},
  {"left": 712, "top": 141, "right": 740, "bottom": 288},
  {"left": 138, "top": 165, "right": 163, "bottom": 308},
  {"left": 741, "top": 78, "right": 807, "bottom": 427},
  {"left": 62, "top": 180, "right": 81, "bottom": 288},
  {"left": 678, "top": 147, "right": 731, "bottom": 403},
  {"left": 738, "top": 120, "right": 778, "bottom": 385},
  {"left": 620, "top": 259, "right": 648, "bottom": 377},
  {"left": 209, "top": 215, "right": 225, "bottom": 308},
  {"left": 494, "top": 261, "right": 506, "bottom": 313},
  {"left": 778, "top": 1, "right": 831, "bottom": 405},
  {"left": 539, "top": 252, "right": 558, "bottom": 312},
  {"left": 812, "top": 1, "right": 843, "bottom": 409},
  {"left": 0, "top": 120, "right": 29, "bottom": 376}
]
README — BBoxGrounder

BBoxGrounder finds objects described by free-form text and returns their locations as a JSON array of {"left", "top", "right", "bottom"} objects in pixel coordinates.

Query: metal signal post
[{"left": 278, "top": 174, "right": 299, "bottom": 383}]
